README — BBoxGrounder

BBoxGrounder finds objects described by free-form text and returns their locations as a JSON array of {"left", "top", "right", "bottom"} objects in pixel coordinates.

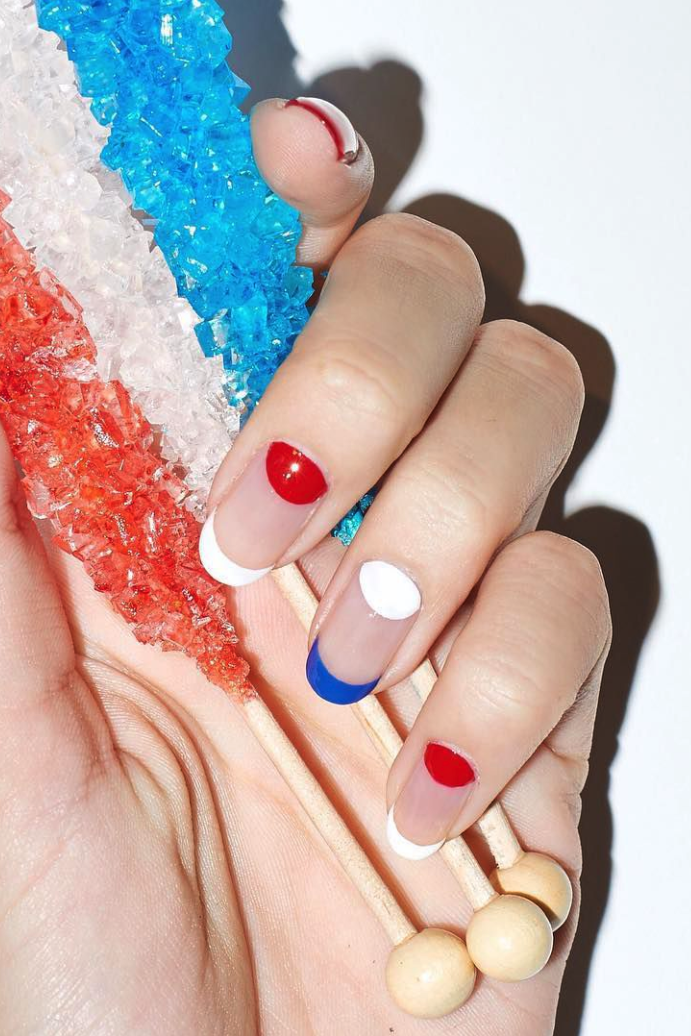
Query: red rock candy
[{"left": 0, "top": 192, "right": 252, "bottom": 698}]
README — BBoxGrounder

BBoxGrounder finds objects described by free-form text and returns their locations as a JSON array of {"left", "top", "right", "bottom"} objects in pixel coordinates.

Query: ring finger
[{"left": 306, "top": 318, "right": 585, "bottom": 703}]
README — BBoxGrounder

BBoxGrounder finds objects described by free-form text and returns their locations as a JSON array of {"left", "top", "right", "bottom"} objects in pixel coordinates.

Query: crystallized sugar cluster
[
  {"left": 0, "top": 191, "right": 252, "bottom": 697},
  {"left": 36, "top": 0, "right": 314, "bottom": 413},
  {"left": 0, "top": 0, "right": 239, "bottom": 510}
]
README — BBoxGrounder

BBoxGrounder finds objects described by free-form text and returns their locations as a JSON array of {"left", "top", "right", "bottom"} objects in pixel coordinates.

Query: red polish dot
[
  {"left": 424, "top": 742, "right": 476, "bottom": 788},
  {"left": 265, "top": 441, "right": 328, "bottom": 505},
  {"left": 285, "top": 98, "right": 349, "bottom": 160}
]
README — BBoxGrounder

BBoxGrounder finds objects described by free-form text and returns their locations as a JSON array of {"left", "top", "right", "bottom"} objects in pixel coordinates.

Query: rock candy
[{"left": 0, "top": 190, "right": 252, "bottom": 697}]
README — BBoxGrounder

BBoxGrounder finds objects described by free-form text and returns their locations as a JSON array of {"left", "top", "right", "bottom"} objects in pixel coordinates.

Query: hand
[{"left": 0, "top": 98, "right": 611, "bottom": 1035}]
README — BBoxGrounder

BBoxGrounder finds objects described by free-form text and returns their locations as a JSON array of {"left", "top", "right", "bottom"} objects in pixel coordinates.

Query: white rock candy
[{"left": 0, "top": 0, "right": 240, "bottom": 511}]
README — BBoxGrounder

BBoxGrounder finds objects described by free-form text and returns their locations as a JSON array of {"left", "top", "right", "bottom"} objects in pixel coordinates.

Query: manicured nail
[
  {"left": 199, "top": 441, "right": 328, "bottom": 587},
  {"left": 387, "top": 742, "right": 477, "bottom": 860},
  {"left": 285, "top": 96, "right": 360, "bottom": 164},
  {"left": 306, "top": 560, "right": 421, "bottom": 705}
]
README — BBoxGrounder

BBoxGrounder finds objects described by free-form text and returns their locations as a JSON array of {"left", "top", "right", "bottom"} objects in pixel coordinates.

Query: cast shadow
[
  {"left": 400, "top": 196, "right": 660, "bottom": 1034},
  {"left": 221, "top": 5, "right": 660, "bottom": 1030},
  {"left": 222, "top": 0, "right": 301, "bottom": 102}
]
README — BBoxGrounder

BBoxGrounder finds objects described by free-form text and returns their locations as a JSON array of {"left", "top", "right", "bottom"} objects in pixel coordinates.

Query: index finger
[{"left": 250, "top": 97, "right": 374, "bottom": 270}]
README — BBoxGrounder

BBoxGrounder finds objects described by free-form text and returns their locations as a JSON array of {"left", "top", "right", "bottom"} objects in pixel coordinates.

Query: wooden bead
[
  {"left": 385, "top": 928, "right": 476, "bottom": 1019},
  {"left": 465, "top": 894, "right": 553, "bottom": 982},
  {"left": 490, "top": 851, "right": 573, "bottom": 930}
]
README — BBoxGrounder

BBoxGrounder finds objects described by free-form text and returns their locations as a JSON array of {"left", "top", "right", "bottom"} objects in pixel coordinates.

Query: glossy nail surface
[
  {"left": 285, "top": 96, "right": 360, "bottom": 163},
  {"left": 387, "top": 742, "right": 477, "bottom": 860},
  {"left": 200, "top": 441, "right": 328, "bottom": 586},
  {"left": 307, "top": 560, "right": 421, "bottom": 705}
]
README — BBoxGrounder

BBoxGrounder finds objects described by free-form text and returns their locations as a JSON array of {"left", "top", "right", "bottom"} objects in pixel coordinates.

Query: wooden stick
[
  {"left": 474, "top": 800, "right": 523, "bottom": 870},
  {"left": 241, "top": 694, "right": 415, "bottom": 945},
  {"left": 272, "top": 563, "right": 497, "bottom": 910},
  {"left": 440, "top": 838, "right": 496, "bottom": 911}
]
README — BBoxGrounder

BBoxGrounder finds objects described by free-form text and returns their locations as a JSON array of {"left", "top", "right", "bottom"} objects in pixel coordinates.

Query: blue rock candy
[{"left": 37, "top": 0, "right": 371, "bottom": 543}]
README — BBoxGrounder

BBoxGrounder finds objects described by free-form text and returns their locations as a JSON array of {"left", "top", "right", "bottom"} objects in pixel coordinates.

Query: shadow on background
[{"left": 222, "top": 3, "right": 660, "bottom": 1031}]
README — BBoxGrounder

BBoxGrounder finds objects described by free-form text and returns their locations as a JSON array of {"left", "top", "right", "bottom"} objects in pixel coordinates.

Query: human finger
[
  {"left": 0, "top": 424, "right": 74, "bottom": 702},
  {"left": 200, "top": 213, "right": 484, "bottom": 587},
  {"left": 385, "top": 531, "right": 610, "bottom": 859},
  {"left": 250, "top": 96, "right": 374, "bottom": 270}
]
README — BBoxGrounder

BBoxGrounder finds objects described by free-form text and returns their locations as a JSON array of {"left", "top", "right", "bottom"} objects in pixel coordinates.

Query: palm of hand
[{"left": 0, "top": 506, "right": 581, "bottom": 1036}]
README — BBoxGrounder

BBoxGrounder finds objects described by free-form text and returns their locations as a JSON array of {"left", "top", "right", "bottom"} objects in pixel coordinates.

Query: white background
[{"left": 229, "top": 2, "right": 691, "bottom": 1032}]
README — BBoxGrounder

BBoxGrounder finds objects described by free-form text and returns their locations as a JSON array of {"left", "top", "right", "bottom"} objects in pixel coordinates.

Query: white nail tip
[
  {"left": 359, "top": 561, "right": 421, "bottom": 621},
  {"left": 199, "top": 510, "right": 272, "bottom": 587},
  {"left": 386, "top": 807, "right": 444, "bottom": 861},
  {"left": 295, "top": 96, "right": 359, "bottom": 159}
]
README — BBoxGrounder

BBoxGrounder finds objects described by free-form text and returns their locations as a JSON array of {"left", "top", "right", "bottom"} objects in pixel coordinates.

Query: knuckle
[
  {"left": 354, "top": 212, "right": 485, "bottom": 315},
  {"left": 402, "top": 454, "right": 498, "bottom": 554},
  {"left": 307, "top": 347, "right": 411, "bottom": 443},
  {"left": 471, "top": 652, "right": 548, "bottom": 721},
  {"left": 478, "top": 319, "right": 585, "bottom": 421},
  {"left": 516, "top": 531, "right": 611, "bottom": 639}
]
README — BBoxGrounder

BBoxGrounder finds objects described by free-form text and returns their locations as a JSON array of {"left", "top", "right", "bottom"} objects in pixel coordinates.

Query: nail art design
[
  {"left": 265, "top": 440, "right": 327, "bottom": 504},
  {"left": 285, "top": 96, "right": 360, "bottom": 164},
  {"left": 387, "top": 742, "right": 477, "bottom": 861},
  {"left": 199, "top": 506, "right": 273, "bottom": 587},
  {"left": 306, "top": 560, "right": 421, "bottom": 705},
  {"left": 199, "top": 441, "right": 328, "bottom": 587},
  {"left": 358, "top": 560, "right": 422, "bottom": 620}
]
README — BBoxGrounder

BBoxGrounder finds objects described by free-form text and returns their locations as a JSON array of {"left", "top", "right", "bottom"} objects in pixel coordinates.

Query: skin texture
[{"left": 0, "top": 100, "right": 611, "bottom": 1034}]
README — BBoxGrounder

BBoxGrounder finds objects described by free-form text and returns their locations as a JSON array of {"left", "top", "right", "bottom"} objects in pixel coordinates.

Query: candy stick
[
  {"left": 0, "top": 196, "right": 475, "bottom": 1021},
  {"left": 273, "top": 563, "right": 555, "bottom": 981},
  {"left": 2, "top": 7, "right": 473, "bottom": 1009}
]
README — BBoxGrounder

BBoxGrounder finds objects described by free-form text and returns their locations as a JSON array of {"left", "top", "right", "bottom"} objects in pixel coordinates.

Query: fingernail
[
  {"left": 306, "top": 560, "right": 421, "bottom": 705},
  {"left": 387, "top": 742, "right": 477, "bottom": 860},
  {"left": 285, "top": 96, "right": 360, "bottom": 164},
  {"left": 199, "top": 441, "right": 328, "bottom": 587}
]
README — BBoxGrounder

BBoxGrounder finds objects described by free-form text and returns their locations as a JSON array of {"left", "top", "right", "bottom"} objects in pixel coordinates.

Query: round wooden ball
[
  {"left": 490, "top": 852, "right": 573, "bottom": 930},
  {"left": 466, "top": 895, "right": 553, "bottom": 982},
  {"left": 385, "top": 928, "right": 476, "bottom": 1019}
]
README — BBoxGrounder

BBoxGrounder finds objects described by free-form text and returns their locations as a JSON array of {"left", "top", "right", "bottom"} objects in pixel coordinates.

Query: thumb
[{"left": 250, "top": 96, "right": 374, "bottom": 270}]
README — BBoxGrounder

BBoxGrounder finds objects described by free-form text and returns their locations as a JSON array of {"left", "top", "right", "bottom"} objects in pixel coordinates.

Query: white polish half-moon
[
  {"left": 199, "top": 509, "right": 272, "bottom": 587},
  {"left": 386, "top": 806, "right": 444, "bottom": 861},
  {"left": 295, "top": 96, "right": 360, "bottom": 159},
  {"left": 359, "top": 560, "right": 421, "bottom": 621}
]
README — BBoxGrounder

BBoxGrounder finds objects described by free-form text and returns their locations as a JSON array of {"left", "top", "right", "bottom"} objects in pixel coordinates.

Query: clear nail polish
[
  {"left": 199, "top": 441, "right": 328, "bottom": 587},
  {"left": 387, "top": 742, "right": 477, "bottom": 860}
]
